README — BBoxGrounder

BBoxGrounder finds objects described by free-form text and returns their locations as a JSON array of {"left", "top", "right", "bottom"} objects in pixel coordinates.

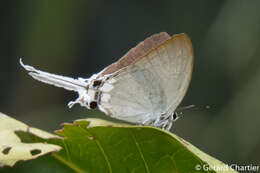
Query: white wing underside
[{"left": 99, "top": 35, "right": 193, "bottom": 124}]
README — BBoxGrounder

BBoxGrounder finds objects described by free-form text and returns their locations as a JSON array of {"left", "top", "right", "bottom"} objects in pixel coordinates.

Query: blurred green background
[{"left": 1, "top": 0, "right": 259, "bottom": 171}]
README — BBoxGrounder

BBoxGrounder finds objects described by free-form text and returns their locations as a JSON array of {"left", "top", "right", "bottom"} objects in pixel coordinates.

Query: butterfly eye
[{"left": 172, "top": 113, "right": 178, "bottom": 121}]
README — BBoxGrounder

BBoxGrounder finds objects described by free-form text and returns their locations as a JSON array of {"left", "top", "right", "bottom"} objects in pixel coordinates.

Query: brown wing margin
[{"left": 100, "top": 32, "right": 171, "bottom": 75}]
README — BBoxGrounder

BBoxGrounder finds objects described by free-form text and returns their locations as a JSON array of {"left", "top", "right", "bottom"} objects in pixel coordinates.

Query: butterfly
[{"left": 20, "top": 32, "right": 194, "bottom": 130}]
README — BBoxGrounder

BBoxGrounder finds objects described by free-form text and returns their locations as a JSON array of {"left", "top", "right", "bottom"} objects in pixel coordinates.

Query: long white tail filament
[
  {"left": 19, "top": 58, "right": 88, "bottom": 92},
  {"left": 20, "top": 58, "right": 91, "bottom": 108}
]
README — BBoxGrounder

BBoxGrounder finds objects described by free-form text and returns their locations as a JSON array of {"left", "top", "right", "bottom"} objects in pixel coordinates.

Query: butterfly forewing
[{"left": 99, "top": 33, "right": 193, "bottom": 124}]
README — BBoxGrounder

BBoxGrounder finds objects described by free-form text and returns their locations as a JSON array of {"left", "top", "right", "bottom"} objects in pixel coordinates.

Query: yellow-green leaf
[
  {"left": 0, "top": 113, "right": 61, "bottom": 167},
  {"left": 43, "top": 118, "right": 237, "bottom": 173},
  {"left": 1, "top": 114, "right": 237, "bottom": 173}
]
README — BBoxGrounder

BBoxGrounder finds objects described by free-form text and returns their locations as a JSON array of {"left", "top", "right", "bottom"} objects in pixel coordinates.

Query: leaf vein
[
  {"left": 78, "top": 126, "right": 113, "bottom": 173},
  {"left": 54, "top": 153, "right": 87, "bottom": 173},
  {"left": 130, "top": 130, "right": 150, "bottom": 173},
  {"left": 95, "top": 139, "right": 113, "bottom": 173}
]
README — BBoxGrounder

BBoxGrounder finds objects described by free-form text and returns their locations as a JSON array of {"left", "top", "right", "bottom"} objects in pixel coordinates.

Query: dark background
[{"left": 1, "top": 0, "right": 259, "bottom": 170}]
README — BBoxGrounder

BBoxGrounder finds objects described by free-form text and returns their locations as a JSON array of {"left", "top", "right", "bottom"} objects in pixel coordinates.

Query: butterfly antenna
[{"left": 177, "top": 104, "right": 210, "bottom": 112}]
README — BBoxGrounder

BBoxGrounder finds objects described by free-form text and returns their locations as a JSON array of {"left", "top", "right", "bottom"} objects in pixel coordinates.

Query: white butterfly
[{"left": 20, "top": 32, "right": 194, "bottom": 130}]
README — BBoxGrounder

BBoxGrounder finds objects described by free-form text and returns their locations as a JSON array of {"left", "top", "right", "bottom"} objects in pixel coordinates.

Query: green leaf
[
  {"left": 1, "top": 113, "right": 237, "bottom": 173},
  {"left": 1, "top": 154, "right": 73, "bottom": 173}
]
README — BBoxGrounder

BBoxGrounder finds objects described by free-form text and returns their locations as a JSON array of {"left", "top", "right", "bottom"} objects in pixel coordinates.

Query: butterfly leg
[
  {"left": 140, "top": 112, "right": 180, "bottom": 130},
  {"left": 153, "top": 112, "right": 181, "bottom": 130},
  {"left": 140, "top": 116, "right": 154, "bottom": 126},
  {"left": 152, "top": 115, "right": 170, "bottom": 129}
]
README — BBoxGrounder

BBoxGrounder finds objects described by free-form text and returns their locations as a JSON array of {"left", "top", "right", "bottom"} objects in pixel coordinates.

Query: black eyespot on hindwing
[
  {"left": 93, "top": 80, "right": 102, "bottom": 87},
  {"left": 89, "top": 101, "right": 98, "bottom": 109}
]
